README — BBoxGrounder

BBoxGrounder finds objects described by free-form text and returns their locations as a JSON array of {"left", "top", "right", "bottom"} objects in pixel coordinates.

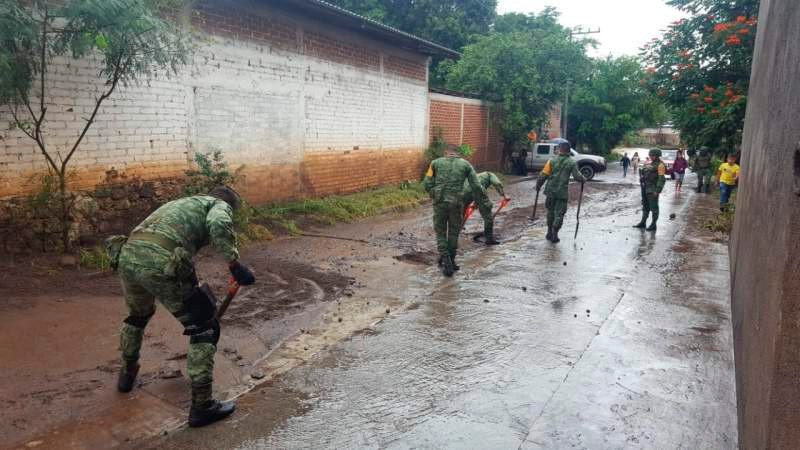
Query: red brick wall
[
  {"left": 542, "top": 104, "right": 561, "bottom": 139},
  {"left": 428, "top": 95, "right": 504, "bottom": 170},
  {"left": 385, "top": 55, "right": 427, "bottom": 81},
  {"left": 462, "top": 104, "right": 489, "bottom": 166},
  {"left": 429, "top": 100, "right": 462, "bottom": 145}
]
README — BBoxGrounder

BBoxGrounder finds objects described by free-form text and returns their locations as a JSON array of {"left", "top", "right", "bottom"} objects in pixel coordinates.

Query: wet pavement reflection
[{"left": 159, "top": 168, "right": 736, "bottom": 449}]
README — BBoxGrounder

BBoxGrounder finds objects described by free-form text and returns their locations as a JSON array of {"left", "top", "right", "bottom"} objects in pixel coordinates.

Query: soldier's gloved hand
[{"left": 229, "top": 261, "right": 256, "bottom": 286}]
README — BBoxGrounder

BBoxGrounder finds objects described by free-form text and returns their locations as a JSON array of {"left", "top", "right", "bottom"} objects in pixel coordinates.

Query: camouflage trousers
[
  {"left": 545, "top": 196, "right": 568, "bottom": 229},
  {"left": 640, "top": 192, "right": 660, "bottom": 223},
  {"left": 433, "top": 201, "right": 464, "bottom": 257},
  {"left": 117, "top": 241, "right": 217, "bottom": 388},
  {"left": 696, "top": 169, "right": 713, "bottom": 192},
  {"left": 463, "top": 193, "right": 494, "bottom": 237}
]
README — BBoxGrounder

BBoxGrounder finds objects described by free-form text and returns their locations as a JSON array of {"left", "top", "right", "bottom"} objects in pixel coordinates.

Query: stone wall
[
  {"left": 0, "top": 0, "right": 430, "bottom": 205},
  {"left": 729, "top": 0, "right": 800, "bottom": 448},
  {"left": 0, "top": 171, "right": 183, "bottom": 254}
]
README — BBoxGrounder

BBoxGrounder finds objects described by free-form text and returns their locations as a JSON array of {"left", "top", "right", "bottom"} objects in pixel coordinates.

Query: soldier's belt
[{"left": 128, "top": 231, "right": 181, "bottom": 253}]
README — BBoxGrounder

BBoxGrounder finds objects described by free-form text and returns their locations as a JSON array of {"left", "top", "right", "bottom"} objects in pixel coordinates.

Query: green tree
[
  {"left": 641, "top": 0, "right": 759, "bottom": 152},
  {"left": 0, "top": 0, "right": 191, "bottom": 251},
  {"left": 444, "top": 17, "right": 589, "bottom": 156},
  {"left": 567, "top": 56, "right": 669, "bottom": 154},
  {"left": 492, "top": 7, "right": 561, "bottom": 34},
  {"left": 330, "top": 0, "right": 497, "bottom": 87}
]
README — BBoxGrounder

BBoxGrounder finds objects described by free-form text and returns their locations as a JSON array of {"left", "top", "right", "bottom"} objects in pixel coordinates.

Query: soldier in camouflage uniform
[
  {"left": 692, "top": 147, "right": 713, "bottom": 193},
  {"left": 109, "top": 186, "right": 255, "bottom": 428},
  {"left": 633, "top": 148, "right": 667, "bottom": 231},
  {"left": 462, "top": 171, "right": 506, "bottom": 245},
  {"left": 536, "top": 142, "right": 586, "bottom": 243},
  {"left": 424, "top": 145, "right": 486, "bottom": 276}
]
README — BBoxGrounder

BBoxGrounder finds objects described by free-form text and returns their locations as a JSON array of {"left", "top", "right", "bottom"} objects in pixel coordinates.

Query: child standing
[
  {"left": 631, "top": 152, "right": 640, "bottom": 176},
  {"left": 673, "top": 151, "right": 688, "bottom": 193},
  {"left": 717, "top": 153, "right": 740, "bottom": 211}
]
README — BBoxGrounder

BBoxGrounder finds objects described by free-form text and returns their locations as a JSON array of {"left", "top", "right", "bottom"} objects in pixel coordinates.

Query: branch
[
  {"left": 10, "top": 104, "right": 60, "bottom": 173},
  {"left": 61, "top": 54, "right": 130, "bottom": 171},
  {"left": 35, "top": 5, "right": 49, "bottom": 145}
]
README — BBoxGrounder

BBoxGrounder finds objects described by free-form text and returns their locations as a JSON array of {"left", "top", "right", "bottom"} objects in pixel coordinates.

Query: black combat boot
[
  {"left": 546, "top": 226, "right": 553, "bottom": 241},
  {"left": 449, "top": 250, "right": 460, "bottom": 271},
  {"left": 441, "top": 254, "right": 455, "bottom": 277},
  {"left": 646, "top": 214, "right": 658, "bottom": 231},
  {"left": 188, "top": 383, "right": 236, "bottom": 428},
  {"left": 551, "top": 227, "right": 561, "bottom": 243},
  {"left": 117, "top": 361, "right": 140, "bottom": 393},
  {"left": 484, "top": 232, "right": 500, "bottom": 246},
  {"left": 633, "top": 211, "right": 648, "bottom": 228}
]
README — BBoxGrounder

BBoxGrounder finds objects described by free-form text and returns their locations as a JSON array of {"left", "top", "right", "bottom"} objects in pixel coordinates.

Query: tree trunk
[{"left": 59, "top": 172, "right": 70, "bottom": 253}]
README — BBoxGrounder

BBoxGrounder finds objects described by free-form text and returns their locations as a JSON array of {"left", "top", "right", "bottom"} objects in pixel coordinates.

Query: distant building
[{"left": 638, "top": 125, "right": 681, "bottom": 147}]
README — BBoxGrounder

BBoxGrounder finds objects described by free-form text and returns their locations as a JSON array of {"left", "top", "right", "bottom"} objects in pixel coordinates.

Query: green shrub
[
  {"left": 79, "top": 246, "right": 111, "bottom": 271},
  {"left": 184, "top": 149, "right": 245, "bottom": 195}
]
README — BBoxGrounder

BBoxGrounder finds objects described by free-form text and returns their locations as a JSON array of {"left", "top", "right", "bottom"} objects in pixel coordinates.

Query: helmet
[
  {"left": 649, "top": 148, "right": 662, "bottom": 158},
  {"left": 699, "top": 146, "right": 710, "bottom": 155}
]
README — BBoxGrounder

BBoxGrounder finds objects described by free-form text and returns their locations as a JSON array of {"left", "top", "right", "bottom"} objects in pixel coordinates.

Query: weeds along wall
[{"left": 0, "top": 0, "right": 431, "bottom": 205}]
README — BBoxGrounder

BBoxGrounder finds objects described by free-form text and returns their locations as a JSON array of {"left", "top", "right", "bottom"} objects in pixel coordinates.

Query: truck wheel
[{"left": 579, "top": 164, "right": 596, "bottom": 180}]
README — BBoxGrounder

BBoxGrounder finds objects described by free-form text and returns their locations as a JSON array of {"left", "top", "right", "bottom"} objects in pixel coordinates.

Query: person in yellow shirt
[{"left": 717, "top": 153, "right": 740, "bottom": 211}]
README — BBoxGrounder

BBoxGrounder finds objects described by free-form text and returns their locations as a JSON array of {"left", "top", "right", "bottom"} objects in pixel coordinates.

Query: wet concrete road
[{"left": 153, "top": 168, "right": 736, "bottom": 449}]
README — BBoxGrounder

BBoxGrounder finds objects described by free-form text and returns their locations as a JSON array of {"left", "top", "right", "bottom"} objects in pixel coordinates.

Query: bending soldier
[
  {"left": 109, "top": 186, "right": 256, "bottom": 428},
  {"left": 634, "top": 149, "right": 667, "bottom": 231},
  {"left": 424, "top": 145, "right": 486, "bottom": 276},
  {"left": 462, "top": 171, "right": 506, "bottom": 246},
  {"left": 536, "top": 141, "right": 586, "bottom": 243}
]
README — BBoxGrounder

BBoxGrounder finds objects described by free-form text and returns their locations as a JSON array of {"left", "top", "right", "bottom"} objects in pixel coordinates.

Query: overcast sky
[{"left": 497, "top": 0, "right": 687, "bottom": 58}]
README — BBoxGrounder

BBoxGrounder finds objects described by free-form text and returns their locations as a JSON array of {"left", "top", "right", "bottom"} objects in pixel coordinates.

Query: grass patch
[
  {"left": 705, "top": 191, "right": 736, "bottom": 235},
  {"left": 605, "top": 152, "right": 622, "bottom": 162},
  {"left": 79, "top": 246, "right": 112, "bottom": 271},
  {"left": 253, "top": 181, "right": 428, "bottom": 234}
]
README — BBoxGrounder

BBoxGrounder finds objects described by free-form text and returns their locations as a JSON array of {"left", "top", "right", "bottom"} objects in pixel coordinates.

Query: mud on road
[
  {"left": 0, "top": 174, "right": 533, "bottom": 448},
  {"left": 0, "top": 238, "right": 353, "bottom": 448},
  {"left": 2, "top": 170, "right": 736, "bottom": 449}
]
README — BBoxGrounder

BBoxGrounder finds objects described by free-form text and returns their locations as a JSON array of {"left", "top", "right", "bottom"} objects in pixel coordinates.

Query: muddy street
[{"left": 143, "top": 167, "right": 736, "bottom": 450}]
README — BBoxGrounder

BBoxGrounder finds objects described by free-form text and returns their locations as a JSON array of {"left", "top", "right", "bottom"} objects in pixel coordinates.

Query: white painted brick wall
[{"left": 0, "top": 11, "right": 428, "bottom": 198}]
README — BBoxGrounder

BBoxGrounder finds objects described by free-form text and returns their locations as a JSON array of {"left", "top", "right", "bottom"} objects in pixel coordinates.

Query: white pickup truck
[{"left": 522, "top": 141, "right": 607, "bottom": 180}]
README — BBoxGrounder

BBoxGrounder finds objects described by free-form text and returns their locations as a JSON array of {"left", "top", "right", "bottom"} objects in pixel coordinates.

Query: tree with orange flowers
[{"left": 641, "top": 0, "right": 758, "bottom": 152}]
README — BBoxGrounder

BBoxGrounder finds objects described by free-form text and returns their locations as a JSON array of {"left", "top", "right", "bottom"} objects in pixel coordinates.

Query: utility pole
[{"left": 563, "top": 26, "right": 600, "bottom": 139}]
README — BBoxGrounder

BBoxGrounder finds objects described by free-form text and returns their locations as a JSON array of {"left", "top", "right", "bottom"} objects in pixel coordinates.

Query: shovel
[
  {"left": 492, "top": 197, "right": 511, "bottom": 220},
  {"left": 462, "top": 202, "right": 477, "bottom": 229},
  {"left": 216, "top": 277, "right": 241, "bottom": 320}
]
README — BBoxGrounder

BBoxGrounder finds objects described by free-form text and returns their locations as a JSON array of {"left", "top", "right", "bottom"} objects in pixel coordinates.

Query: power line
[{"left": 563, "top": 27, "right": 600, "bottom": 138}]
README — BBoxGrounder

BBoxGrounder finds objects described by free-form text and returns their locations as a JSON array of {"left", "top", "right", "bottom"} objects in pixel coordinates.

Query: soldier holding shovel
[
  {"left": 535, "top": 141, "right": 586, "bottom": 243},
  {"left": 106, "top": 186, "right": 256, "bottom": 428}
]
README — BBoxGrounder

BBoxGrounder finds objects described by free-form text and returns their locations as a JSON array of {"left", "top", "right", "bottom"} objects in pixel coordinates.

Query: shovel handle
[{"left": 216, "top": 277, "right": 241, "bottom": 320}]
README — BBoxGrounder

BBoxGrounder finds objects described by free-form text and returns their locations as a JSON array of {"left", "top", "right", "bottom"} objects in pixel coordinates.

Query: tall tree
[
  {"left": 444, "top": 16, "right": 590, "bottom": 155},
  {"left": 568, "top": 56, "right": 669, "bottom": 154},
  {"left": 0, "top": 0, "right": 192, "bottom": 250},
  {"left": 641, "top": 0, "right": 759, "bottom": 151}
]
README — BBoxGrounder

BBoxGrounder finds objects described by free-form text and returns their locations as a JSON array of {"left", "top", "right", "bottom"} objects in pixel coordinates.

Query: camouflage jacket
[
  {"left": 692, "top": 154, "right": 712, "bottom": 171},
  {"left": 541, "top": 155, "right": 585, "bottom": 200},
  {"left": 640, "top": 160, "right": 667, "bottom": 194},
  {"left": 130, "top": 196, "right": 239, "bottom": 261},
  {"left": 463, "top": 171, "right": 505, "bottom": 198},
  {"left": 424, "top": 156, "right": 485, "bottom": 205}
]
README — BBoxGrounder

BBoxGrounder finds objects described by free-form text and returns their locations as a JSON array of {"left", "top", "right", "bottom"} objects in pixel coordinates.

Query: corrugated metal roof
[{"left": 272, "top": 0, "right": 461, "bottom": 58}]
